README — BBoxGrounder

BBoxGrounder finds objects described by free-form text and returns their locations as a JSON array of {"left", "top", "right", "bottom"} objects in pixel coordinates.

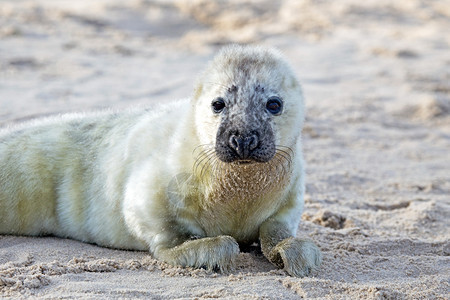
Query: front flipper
[
  {"left": 154, "top": 235, "right": 240, "bottom": 272},
  {"left": 260, "top": 219, "right": 322, "bottom": 277},
  {"left": 266, "top": 237, "right": 322, "bottom": 277}
]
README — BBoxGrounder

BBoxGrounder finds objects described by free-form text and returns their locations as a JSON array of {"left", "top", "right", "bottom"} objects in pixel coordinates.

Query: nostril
[
  {"left": 228, "top": 133, "right": 258, "bottom": 159},
  {"left": 229, "top": 135, "right": 240, "bottom": 151},
  {"left": 247, "top": 135, "right": 258, "bottom": 151}
]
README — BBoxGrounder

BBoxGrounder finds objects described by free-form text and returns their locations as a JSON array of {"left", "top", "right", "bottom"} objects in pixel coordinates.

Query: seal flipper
[{"left": 154, "top": 235, "right": 239, "bottom": 272}]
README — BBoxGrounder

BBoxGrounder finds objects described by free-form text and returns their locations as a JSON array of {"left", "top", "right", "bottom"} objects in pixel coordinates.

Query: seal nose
[{"left": 229, "top": 133, "right": 258, "bottom": 159}]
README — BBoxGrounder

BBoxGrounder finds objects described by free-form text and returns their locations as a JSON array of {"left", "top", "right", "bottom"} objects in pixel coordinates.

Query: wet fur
[{"left": 0, "top": 45, "right": 321, "bottom": 276}]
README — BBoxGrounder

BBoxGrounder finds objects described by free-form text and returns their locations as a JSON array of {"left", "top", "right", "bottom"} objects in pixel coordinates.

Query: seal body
[{"left": 0, "top": 45, "right": 321, "bottom": 277}]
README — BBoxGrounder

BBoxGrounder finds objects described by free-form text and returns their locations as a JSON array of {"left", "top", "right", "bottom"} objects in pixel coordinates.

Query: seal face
[
  {"left": 193, "top": 46, "right": 306, "bottom": 168},
  {"left": 0, "top": 45, "right": 322, "bottom": 277},
  {"left": 213, "top": 84, "right": 277, "bottom": 163}
]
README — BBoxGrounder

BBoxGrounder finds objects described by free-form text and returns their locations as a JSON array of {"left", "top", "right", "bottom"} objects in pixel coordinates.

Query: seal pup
[{"left": 0, "top": 45, "right": 322, "bottom": 277}]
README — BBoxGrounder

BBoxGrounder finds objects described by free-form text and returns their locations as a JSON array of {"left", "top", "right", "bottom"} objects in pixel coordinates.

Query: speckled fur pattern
[
  {"left": 0, "top": 45, "right": 321, "bottom": 276},
  {"left": 214, "top": 82, "right": 276, "bottom": 162}
]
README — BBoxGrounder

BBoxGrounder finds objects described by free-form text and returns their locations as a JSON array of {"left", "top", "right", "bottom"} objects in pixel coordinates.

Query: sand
[{"left": 0, "top": 0, "right": 449, "bottom": 298}]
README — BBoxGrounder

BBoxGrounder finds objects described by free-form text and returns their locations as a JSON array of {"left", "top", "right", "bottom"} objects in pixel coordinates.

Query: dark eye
[
  {"left": 266, "top": 97, "right": 283, "bottom": 115},
  {"left": 211, "top": 97, "right": 226, "bottom": 113}
]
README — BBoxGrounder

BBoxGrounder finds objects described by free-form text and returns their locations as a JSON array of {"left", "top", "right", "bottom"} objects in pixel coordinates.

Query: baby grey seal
[{"left": 0, "top": 45, "right": 321, "bottom": 277}]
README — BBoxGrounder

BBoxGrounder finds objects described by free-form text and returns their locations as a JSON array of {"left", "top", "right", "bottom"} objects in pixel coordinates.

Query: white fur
[{"left": 0, "top": 45, "right": 320, "bottom": 275}]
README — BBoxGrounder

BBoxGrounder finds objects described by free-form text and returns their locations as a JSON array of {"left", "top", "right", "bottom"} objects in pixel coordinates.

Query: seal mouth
[{"left": 232, "top": 159, "right": 259, "bottom": 165}]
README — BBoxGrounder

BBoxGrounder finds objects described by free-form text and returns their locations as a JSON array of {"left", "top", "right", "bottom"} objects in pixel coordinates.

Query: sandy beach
[{"left": 0, "top": 0, "right": 449, "bottom": 298}]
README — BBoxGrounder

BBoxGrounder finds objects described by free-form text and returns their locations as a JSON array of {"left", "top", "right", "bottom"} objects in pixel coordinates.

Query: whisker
[
  {"left": 275, "top": 148, "right": 290, "bottom": 161},
  {"left": 277, "top": 145, "right": 295, "bottom": 157},
  {"left": 212, "top": 157, "right": 224, "bottom": 187},
  {"left": 197, "top": 149, "right": 215, "bottom": 159},
  {"left": 274, "top": 150, "right": 291, "bottom": 169},
  {"left": 192, "top": 144, "right": 214, "bottom": 155},
  {"left": 276, "top": 146, "right": 294, "bottom": 156},
  {"left": 194, "top": 150, "right": 215, "bottom": 177},
  {"left": 199, "top": 152, "right": 217, "bottom": 182},
  {"left": 196, "top": 153, "right": 212, "bottom": 178},
  {"left": 271, "top": 155, "right": 285, "bottom": 177},
  {"left": 194, "top": 148, "right": 213, "bottom": 159},
  {"left": 275, "top": 146, "right": 294, "bottom": 163},
  {"left": 221, "top": 67, "right": 235, "bottom": 85},
  {"left": 274, "top": 152, "right": 290, "bottom": 176},
  {"left": 204, "top": 81, "right": 230, "bottom": 92}
]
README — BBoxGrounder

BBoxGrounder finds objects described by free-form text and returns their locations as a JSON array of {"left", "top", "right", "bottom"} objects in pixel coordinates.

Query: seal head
[{"left": 193, "top": 45, "right": 304, "bottom": 165}]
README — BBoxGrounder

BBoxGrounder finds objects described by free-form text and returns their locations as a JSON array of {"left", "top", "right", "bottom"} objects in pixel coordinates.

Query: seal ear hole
[
  {"left": 212, "top": 97, "right": 226, "bottom": 114},
  {"left": 266, "top": 96, "right": 283, "bottom": 115}
]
